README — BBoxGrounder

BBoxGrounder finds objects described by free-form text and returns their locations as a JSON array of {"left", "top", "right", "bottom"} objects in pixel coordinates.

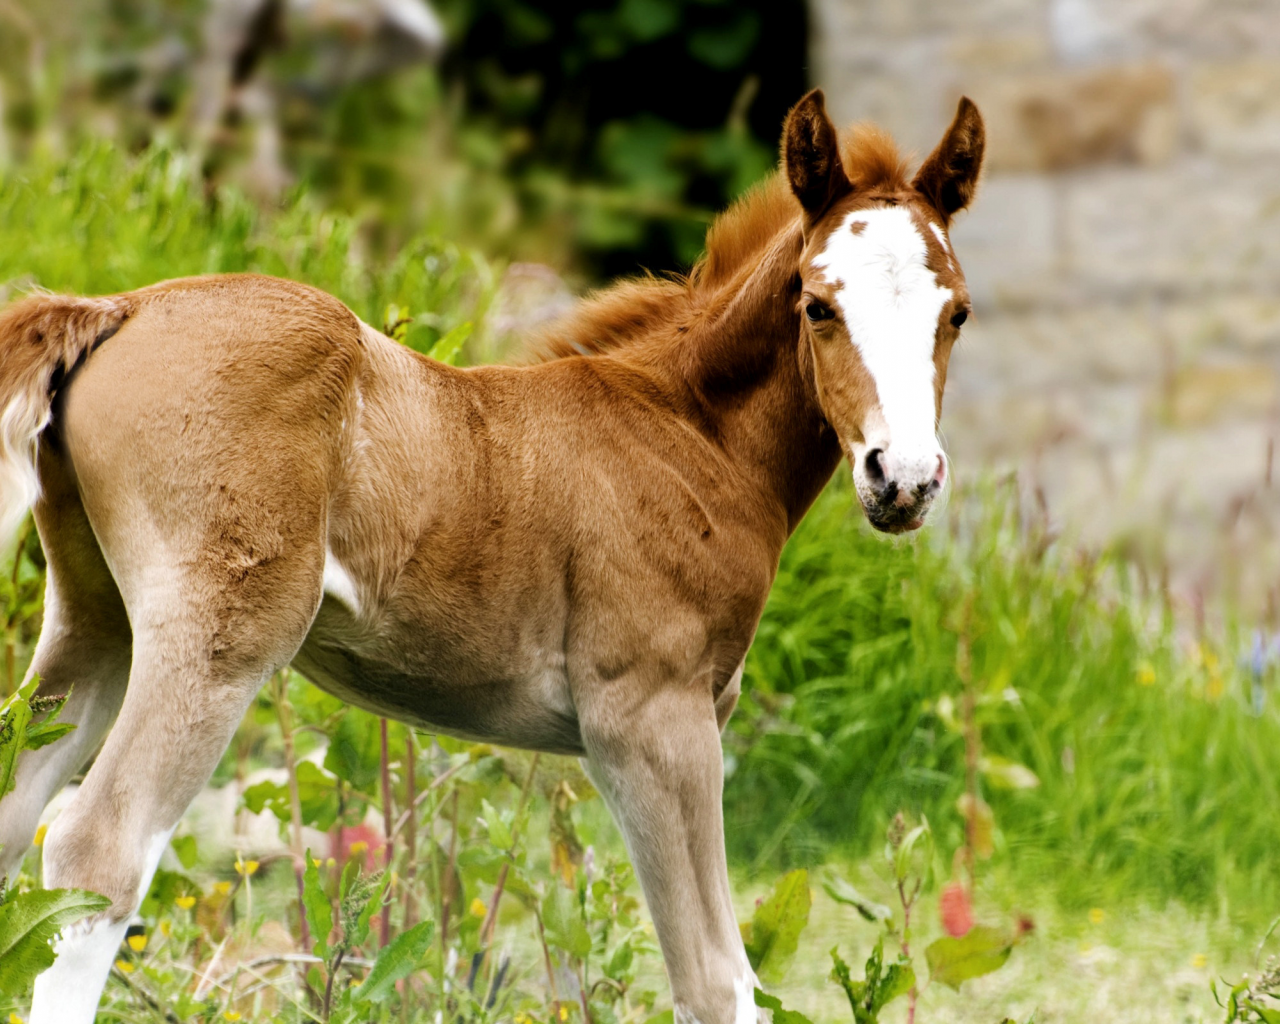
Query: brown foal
[{"left": 0, "top": 89, "right": 983, "bottom": 1024}]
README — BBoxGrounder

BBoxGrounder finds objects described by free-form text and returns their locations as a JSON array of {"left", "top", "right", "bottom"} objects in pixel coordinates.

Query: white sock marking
[{"left": 29, "top": 828, "right": 174, "bottom": 1024}]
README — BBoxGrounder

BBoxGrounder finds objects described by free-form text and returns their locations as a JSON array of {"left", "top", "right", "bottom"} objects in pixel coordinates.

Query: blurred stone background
[{"left": 813, "top": 0, "right": 1280, "bottom": 615}]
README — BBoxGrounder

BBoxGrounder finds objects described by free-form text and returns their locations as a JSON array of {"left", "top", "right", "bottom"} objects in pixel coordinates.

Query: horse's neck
[{"left": 652, "top": 227, "right": 843, "bottom": 536}]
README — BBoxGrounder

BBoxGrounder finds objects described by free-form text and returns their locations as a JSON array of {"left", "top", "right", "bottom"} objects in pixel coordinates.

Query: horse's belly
[{"left": 293, "top": 598, "right": 585, "bottom": 756}]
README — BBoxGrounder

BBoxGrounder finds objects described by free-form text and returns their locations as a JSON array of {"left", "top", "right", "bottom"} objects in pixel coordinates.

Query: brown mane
[{"left": 532, "top": 124, "right": 910, "bottom": 362}]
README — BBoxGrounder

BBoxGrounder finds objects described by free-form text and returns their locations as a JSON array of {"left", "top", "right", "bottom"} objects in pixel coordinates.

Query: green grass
[
  {"left": 729, "top": 475, "right": 1280, "bottom": 923},
  {"left": 4, "top": 143, "right": 1280, "bottom": 1021}
]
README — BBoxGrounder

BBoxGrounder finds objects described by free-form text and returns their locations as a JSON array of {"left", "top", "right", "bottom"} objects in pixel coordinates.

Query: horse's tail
[{"left": 0, "top": 291, "right": 135, "bottom": 539}]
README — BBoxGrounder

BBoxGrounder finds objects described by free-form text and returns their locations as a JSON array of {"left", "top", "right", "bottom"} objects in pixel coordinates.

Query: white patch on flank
[
  {"left": 810, "top": 206, "right": 952, "bottom": 486},
  {"left": 323, "top": 548, "right": 361, "bottom": 614},
  {"left": 30, "top": 828, "right": 174, "bottom": 1024}
]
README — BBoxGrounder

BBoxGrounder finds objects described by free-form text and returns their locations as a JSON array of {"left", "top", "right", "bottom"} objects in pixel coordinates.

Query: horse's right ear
[{"left": 783, "top": 89, "right": 852, "bottom": 221}]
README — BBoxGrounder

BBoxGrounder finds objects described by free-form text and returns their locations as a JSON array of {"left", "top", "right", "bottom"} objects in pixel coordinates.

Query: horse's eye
[
  {"left": 806, "top": 301, "right": 834, "bottom": 323},
  {"left": 950, "top": 307, "right": 969, "bottom": 328}
]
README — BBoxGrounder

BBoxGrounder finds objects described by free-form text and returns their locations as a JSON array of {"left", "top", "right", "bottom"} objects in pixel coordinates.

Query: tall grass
[
  {"left": 0, "top": 142, "right": 494, "bottom": 355},
  {"left": 728, "top": 474, "right": 1280, "bottom": 921},
  {"left": 5, "top": 143, "right": 1280, "bottom": 928}
]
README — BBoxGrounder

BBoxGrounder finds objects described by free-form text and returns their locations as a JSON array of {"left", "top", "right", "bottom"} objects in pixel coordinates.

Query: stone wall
[{"left": 812, "top": 0, "right": 1280, "bottom": 611}]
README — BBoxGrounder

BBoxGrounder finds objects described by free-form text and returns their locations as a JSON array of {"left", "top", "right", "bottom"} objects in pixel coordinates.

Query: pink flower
[{"left": 940, "top": 881, "right": 973, "bottom": 937}]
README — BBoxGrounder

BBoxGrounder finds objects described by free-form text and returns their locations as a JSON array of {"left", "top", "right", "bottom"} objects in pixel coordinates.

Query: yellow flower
[
  {"left": 1193, "top": 953, "right": 1208, "bottom": 969},
  {"left": 175, "top": 895, "right": 196, "bottom": 910},
  {"left": 1088, "top": 908, "right": 1105, "bottom": 925},
  {"left": 11, "top": 1012, "right": 27, "bottom": 1024},
  {"left": 469, "top": 897, "right": 488, "bottom": 919},
  {"left": 312, "top": 857, "right": 322, "bottom": 868},
  {"left": 514, "top": 1015, "right": 531, "bottom": 1024},
  {"left": 160, "top": 920, "right": 172, "bottom": 938},
  {"left": 1207, "top": 673, "right": 1225, "bottom": 701},
  {"left": 214, "top": 881, "right": 232, "bottom": 896},
  {"left": 349, "top": 841, "right": 368, "bottom": 857},
  {"left": 127, "top": 933, "right": 147, "bottom": 953},
  {"left": 559, "top": 1007, "right": 569, "bottom": 1021},
  {"left": 223, "top": 1012, "right": 242, "bottom": 1022},
  {"left": 326, "top": 857, "right": 336, "bottom": 868},
  {"left": 1136, "top": 663, "right": 1156, "bottom": 686},
  {"left": 32, "top": 824, "right": 47, "bottom": 848},
  {"left": 234, "top": 858, "right": 259, "bottom": 876},
  {"left": 114, "top": 959, "right": 134, "bottom": 974}
]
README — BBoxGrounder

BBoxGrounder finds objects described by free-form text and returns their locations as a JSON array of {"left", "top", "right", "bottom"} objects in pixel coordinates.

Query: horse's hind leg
[
  {"left": 0, "top": 448, "right": 132, "bottom": 882},
  {"left": 29, "top": 540, "right": 324, "bottom": 1024}
]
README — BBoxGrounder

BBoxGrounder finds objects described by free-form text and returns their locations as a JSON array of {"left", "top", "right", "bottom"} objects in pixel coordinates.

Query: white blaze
[{"left": 810, "top": 206, "right": 951, "bottom": 484}]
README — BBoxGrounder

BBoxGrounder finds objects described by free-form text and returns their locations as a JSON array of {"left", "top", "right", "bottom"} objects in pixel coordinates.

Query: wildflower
[
  {"left": 10, "top": 1012, "right": 26, "bottom": 1024},
  {"left": 1088, "top": 908, "right": 1105, "bottom": 925},
  {"left": 1193, "top": 953, "right": 1208, "bottom": 969},
  {"left": 175, "top": 895, "right": 196, "bottom": 910},
  {"left": 114, "top": 959, "right": 134, "bottom": 973},
  {"left": 559, "top": 1008, "right": 569, "bottom": 1021},
  {"left": 470, "top": 897, "right": 488, "bottom": 919},
  {"left": 223, "top": 1012, "right": 242, "bottom": 1022},
  {"left": 214, "top": 881, "right": 232, "bottom": 896},
  {"left": 326, "top": 857, "right": 336, "bottom": 868},
  {"left": 234, "top": 858, "right": 259, "bottom": 876},
  {"left": 939, "top": 881, "right": 973, "bottom": 938},
  {"left": 160, "top": 920, "right": 171, "bottom": 938},
  {"left": 349, "top": 841, "right": 369, "bottom": 857},
  {"left": 1136, "top": 662, "right": 1156, "bottom": 686},
  {"left": 312, "top": 857, "right": 322, "bottom": 868},
  {"left": 514, "top": 1014, "right": 532, "bottom": 1024},
  {"left": 32, "top": 824, "right": 47, "bottom": 847},
  {"left": 127, "top": 933, "right": 147, "bottom": 953}
]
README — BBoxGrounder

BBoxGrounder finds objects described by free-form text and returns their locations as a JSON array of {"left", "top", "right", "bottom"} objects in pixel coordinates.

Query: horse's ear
[
  {"left": 783, "top": 89, "right": 852, "bottom": 220},
  {"left": 913, "top": 97, "right": 985, "bottom": 223}
]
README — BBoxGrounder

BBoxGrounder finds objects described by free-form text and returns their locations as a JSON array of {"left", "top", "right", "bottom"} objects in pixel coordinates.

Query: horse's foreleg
[{"left": 580, "top": 685, "right": 762, "bottom": 1024}]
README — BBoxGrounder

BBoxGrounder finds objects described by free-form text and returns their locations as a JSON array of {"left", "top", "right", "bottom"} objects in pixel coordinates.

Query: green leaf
[
  {"left": 753, "top": 988, "right": 816, "bottom": 1024},
  {"left": 427, "top": 321, "right": 472, "bottom": 366},
  {"left": 823, "top": 876, "right": 893, "bottom": 924},
  {"left": 541, "top": 884, "right": 591, "bottom": 959},
  {"left": 642, "top": 1012, "right": 673, "bottom": 1024},
  {"left": 352, "top": 919, "right": 433, "bottom": 1002},
  {"left": 0, "top": 887, "right": 112, "bottom": 996},
  {"left": 349, "top": 870, "right": 390, "bottom": 949},
  {"left": 323, "top": 708, "right": 383, "bottom": 790},
  {"left": 243, "top": 762, "right": 340, "bottom": 831},
  {"left": 741, "top": 869, "right": 811, "bottom": 985},
  {"left": 0, "top": 690, "right": 34, "bottom": 800},
  {"left": 170, "top": 834, "right": 198, "bottom": 870},
  {"left": 893, "top": 822, "right": 933, "bottom": 884},
  {"left": 925, "top": 925, "right": 1014, "bottom": 991},
  {"left": 303, "top": 850, "right": 333, "bottom": 959},
  {"left": 876, "top": 961, "right": 916, "bottom": 1012},
  {"left": 980, "top": 755, "right": 1040, "bottom": 790},
  {"left": 480, "top": 799, "right": 513, "bottom": 851}
]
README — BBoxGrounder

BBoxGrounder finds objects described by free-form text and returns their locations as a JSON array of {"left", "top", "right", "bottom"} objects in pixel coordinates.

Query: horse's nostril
[{"left": 865, "top": 448, "right": 886, "bottom": 484}]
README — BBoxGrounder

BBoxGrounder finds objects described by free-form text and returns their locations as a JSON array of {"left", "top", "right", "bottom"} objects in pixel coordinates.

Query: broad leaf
[
  {"left": 742, "top": 869, "right": 811, "bottom": 984},
  {"left": 303, "top": 851, "right": 333, "bottom": 959},
  {"left": 0, "top": 686, "right": 34, "bottom": 799},
  {"left": 925, "top": 924, "right": 1013, "bottom": 990},
  {"left": 0, "top": 887, "right": 112, "bottom": 996},
  {"left": 753, "top": 988, "right": 816, "bottom": 1024},
  {"left": 323, "top": 709, "right": 383, "bottom": 790},
  {"left": 352, "top": 919, "right": 434, "bottom": 1002},
  {"left": 541, "top": 884, "right": 591, "bottom": 958}
]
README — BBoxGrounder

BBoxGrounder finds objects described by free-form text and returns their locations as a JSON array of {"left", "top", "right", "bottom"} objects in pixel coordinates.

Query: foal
[{"left": 0, "top": 90, "right": 983, "bottom": 1024}]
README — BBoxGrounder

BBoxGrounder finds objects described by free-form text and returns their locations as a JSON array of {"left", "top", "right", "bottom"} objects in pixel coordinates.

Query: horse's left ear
[
  {"left": 783, "top": 89, "right": 852, "bottom": 222},
  {"left": 913, "top": 97, "right": 985, "bottom": 223}
]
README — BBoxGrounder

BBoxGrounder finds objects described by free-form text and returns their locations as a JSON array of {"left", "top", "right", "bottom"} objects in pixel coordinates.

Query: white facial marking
[
  {"left": 811, "top": 206, "right": 951, "bottom": 487},
  {"left": 928, "top": 221, "right": 950, "bottom": 254},
  {"left": 323, "top": 548, "right": 361, "bottom": 614}
]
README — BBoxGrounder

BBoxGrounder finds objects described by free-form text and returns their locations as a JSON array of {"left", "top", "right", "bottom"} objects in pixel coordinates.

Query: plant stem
[
  {"left": 403, "top": 731, "right": 417, "bottom": 928},
  {"left": 322, "top": 946, "right": 346, "bottom": 1021},
  {"left": 274, "top": 671, "right": 311, "bottom": 950},
  {"left": 379, "top": 716, "right": 393, "bottom": 947}
]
